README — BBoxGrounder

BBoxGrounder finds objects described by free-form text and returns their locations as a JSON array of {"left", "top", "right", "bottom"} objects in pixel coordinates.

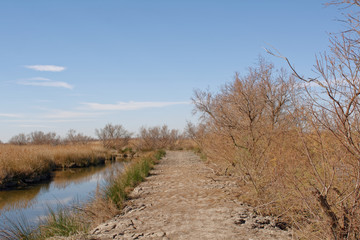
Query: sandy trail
[{"left": 87, "top": 151, "right": 291, "bottom": 240}]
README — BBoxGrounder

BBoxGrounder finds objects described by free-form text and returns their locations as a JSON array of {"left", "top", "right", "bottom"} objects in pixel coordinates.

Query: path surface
[{"left": 87, "top": 151, "right": 291, "bottom": 240}]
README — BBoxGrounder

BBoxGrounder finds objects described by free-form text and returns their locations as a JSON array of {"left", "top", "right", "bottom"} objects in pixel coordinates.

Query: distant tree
[
  {"left": 95, "top": 124, "right": 132, "bottom": 150},
  {"left": 64, "top": 129, "right": 92, "bottom": 144},
  {"left": 27, "top": 131, "right": 60, "bottom": 145},
  {"left": 138, "top": 125, "right": 182, "bottom": 150},
  {"left": 8, "top": 133, "right": 28, "bottom": 145},
  {"left": 184, "top": 122, "right": 207, "bottom": 148}
]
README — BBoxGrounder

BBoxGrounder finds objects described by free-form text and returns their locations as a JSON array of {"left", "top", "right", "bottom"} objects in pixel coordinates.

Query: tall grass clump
[
  {"left": 105, "top": 150, "right": 165, "bottom": 208},
  {"left": 0, "top": 214, "right": 38, "bottom": 240},
  {"left": 38, "top": 205, "right": 88, "bottom": 239}
]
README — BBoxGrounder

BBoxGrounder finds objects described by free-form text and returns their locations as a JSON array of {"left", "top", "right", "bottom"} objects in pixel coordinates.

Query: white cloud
[
  {"left": 17, "top": 78, "right": 73, "bottom": 89},
  {"left": 82, "top": 101, "right": 190, "bottom": 111},
  {"left": 21, "top": 81, "right": 73, "bottom": 89},
  {"left": 0, "top": 113, "right": 22, "bottom": 118},
  {"left": 27, "top": 77, "right": 51, "bottom": 81},
  {"left": 44, "top": 110, "right": 100, "bottom": 119},
  {"left": 18, "top": 124, "right": 51, "bottom": 128},
  {"left": 25, "top": 65, "right": 66, "bottom": 72}
]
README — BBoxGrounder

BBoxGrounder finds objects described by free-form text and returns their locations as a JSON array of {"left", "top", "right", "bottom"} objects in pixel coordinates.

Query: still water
[{"left": 0, "top": 161, "right": 124, "bottom": 228}]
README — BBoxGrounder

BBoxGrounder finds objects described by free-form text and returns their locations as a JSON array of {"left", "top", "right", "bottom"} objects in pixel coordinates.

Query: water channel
[{"left": 0, "top": 161, "right": 125, "bottom": 229}]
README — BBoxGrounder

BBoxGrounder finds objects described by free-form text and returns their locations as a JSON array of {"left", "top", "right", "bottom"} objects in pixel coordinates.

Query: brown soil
[{"left": 74, "top": 151, "right": 292, "bottom": 240}]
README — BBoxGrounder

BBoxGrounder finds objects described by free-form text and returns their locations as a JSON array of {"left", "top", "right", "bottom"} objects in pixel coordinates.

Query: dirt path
[{"left": 87, "top": 151, "right": 291, "bottom": 240}]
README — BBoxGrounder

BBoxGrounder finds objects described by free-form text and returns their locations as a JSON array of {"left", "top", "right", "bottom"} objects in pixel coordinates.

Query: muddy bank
[{"left": 64, "top": 151, "right": 291, "bottom": 240}]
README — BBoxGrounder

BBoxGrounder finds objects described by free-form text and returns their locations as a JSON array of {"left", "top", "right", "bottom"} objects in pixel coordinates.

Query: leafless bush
[
  {"left": 193, "top": 58, "right": 295, "bottom": 194},
  {"left": 8, "top": 133, "right": 28, "bottom": 145},
  {"left": 138, "top": 125, "right": 182, "bottom": 150},
  {"left": 9, "top": 131, "right": 61, "bottom": 145},
  {"left": 27, "top": 131, "right": 61, "bottom": 145},
  {"left": 184, "top": 122, "right": 207, "bottom": 149},
  {"left": 64, "top": 129, "right": 92, "bottom": 145},
  {"left": 95, "top": 124, "right": 132, "bottom": 150},
  {"left": 259, "top": 1, "right": 360, "bottom": 238}
]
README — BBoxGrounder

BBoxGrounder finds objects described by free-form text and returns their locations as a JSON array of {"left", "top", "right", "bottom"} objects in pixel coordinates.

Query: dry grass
[{"left": 0, "top": 143, "right": 110, "bottom": 189}]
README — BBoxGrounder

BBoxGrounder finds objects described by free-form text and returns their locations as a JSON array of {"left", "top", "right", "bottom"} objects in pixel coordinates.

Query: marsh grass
[
  {"left": 38, "top": 205, "right": 88, "bottom": 239},
  {"left": 105, "top": 149, "right": 165, "bottom": 208},
  {"left": 0, "top": 144, "right": 109, "bottom": 189}
]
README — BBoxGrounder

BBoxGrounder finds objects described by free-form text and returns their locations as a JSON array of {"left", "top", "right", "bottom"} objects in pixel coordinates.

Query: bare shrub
[
  {"left": 193, "top": 58, "right": 295, "bottom": 195},
  {"left": 8, "top": 131, "right": 61, "bottom": 145},
  {"left": 95, "top": 124, "right": 132, "bottom": 150},
  {"left": 184, "top": 122, "right": 207, "bottom": 149},
  {"left": 8, "top": 133, "right": 28, "bottom": 145},
  {"left": 261, "top": 1, "right": 360, "bottom": 238},
  {"left": 64, "top": 129, "right": 92, "bottom": 145},
  {"left": 138, "top": 125, "right": 182, "bottom": 150},
  {"left": 27, "top": 131, "right": 61, "bottom": 145}
]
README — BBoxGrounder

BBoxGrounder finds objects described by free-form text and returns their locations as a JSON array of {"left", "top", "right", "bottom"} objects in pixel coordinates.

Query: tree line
[{"left": 6, "top": 124, "right": 184, "bottom": 151}]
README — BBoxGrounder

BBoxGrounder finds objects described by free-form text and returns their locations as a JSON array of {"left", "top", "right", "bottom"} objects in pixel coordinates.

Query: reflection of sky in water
[{"left": 0, "top": 162, "right": 124, "bottom": 227}]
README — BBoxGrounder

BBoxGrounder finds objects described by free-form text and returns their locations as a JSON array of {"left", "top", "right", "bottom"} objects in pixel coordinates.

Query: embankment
[{"left": 76, "top": 151, "right": 292, "bottom": 240}]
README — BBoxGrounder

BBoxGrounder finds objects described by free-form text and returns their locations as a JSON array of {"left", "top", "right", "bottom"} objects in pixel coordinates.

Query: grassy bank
[
  {"left": 0, "top": 144, "right": 111, "bottom": 189},
  {"left": 105, "top": 150, "right": 164, "bottom": 208},
  {"left": 0, "top": 150, "right": 165, "bottom": 239}
]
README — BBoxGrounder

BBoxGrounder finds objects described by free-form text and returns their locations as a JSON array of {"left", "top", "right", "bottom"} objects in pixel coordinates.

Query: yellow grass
[{"left": 0, "top": 143, "right": 110, "bottom": 188}]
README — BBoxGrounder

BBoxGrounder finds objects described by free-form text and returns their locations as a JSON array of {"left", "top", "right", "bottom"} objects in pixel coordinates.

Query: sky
[{"left": 0, "top": 0, "right": 345, "bottom": 142}]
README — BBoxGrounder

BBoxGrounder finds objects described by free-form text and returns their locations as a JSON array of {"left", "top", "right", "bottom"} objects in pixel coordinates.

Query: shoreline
[{"left": 0, "top": 155, "right": 117, "bottom": 190}]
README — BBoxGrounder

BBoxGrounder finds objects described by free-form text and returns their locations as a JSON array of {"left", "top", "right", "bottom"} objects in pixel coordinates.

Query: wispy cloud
[
  {"left": 18, "top": 77, "right": 73, "bottom": 89},
  {"left": 25, "top": 65, "right": 66, "bottom": 72},
  {"left": 0, "top": 113, "right": 22, "bottom": 118},
  {"left": 17, "top": 124, "right": 51, "bottom": 128},
  {"left": 82, "top": 101, "right": 190, "bottom": 111},
  {"left": 43, "top": 110, "right": 100, "bottom": 119}
]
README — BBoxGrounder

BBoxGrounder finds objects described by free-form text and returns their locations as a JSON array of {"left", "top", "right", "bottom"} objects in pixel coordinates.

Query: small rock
[
  {"left": 256, "top": 218, "right": 270, "bottom": 225},
  {"left": 275, "top": 221, "right": 289, "bottom": 230},
  {"left": 133, "top": 233, "right": 144, "bottom": 239},
  {"left": 238, "top": 213, "right": 248, "bottom": 218},
  {"left": 234, "top": 219, "right": 246, "bottom": 225},
  {"left": 154, "top": 232, "right": 166, "bottom": 237},
  {"left": 251, "top": 223, "right": 264, "bottom": 229}
]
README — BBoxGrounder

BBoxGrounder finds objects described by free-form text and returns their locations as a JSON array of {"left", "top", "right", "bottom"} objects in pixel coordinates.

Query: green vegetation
[
  {"left": 105, "top": 149, "right": 165, "bottom": 208},
  {"left": 0, "top": 214, "right": 37, "bottom": 240},
  {"left": 38, "top": 206, "right": 88, "bottom": 239},
  {"left": 105, "top": 151, "right": 164, "bottom": 208}
]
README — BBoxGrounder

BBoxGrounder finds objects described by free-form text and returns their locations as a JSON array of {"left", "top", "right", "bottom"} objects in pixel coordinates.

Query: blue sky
[{"left": 0, "top": 0, "right": 343, "bottom": 142}]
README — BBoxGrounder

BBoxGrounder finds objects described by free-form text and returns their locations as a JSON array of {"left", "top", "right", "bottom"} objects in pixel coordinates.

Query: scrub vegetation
[{"left": 188, "top": 1, "right": 360, "bottom": 239}]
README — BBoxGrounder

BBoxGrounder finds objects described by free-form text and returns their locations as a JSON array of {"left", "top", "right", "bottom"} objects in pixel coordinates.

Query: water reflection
[
  {"left": 0, "top": 161, "right": 124, "bottom": 224},
  {"left": 0, "top": 184, "right": 45, "bottom": 211}
]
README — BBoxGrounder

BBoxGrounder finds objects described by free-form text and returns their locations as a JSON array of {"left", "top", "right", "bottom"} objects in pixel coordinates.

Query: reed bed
[{"left": 0, "top": 144, "right": 109, "bottom": 189}]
